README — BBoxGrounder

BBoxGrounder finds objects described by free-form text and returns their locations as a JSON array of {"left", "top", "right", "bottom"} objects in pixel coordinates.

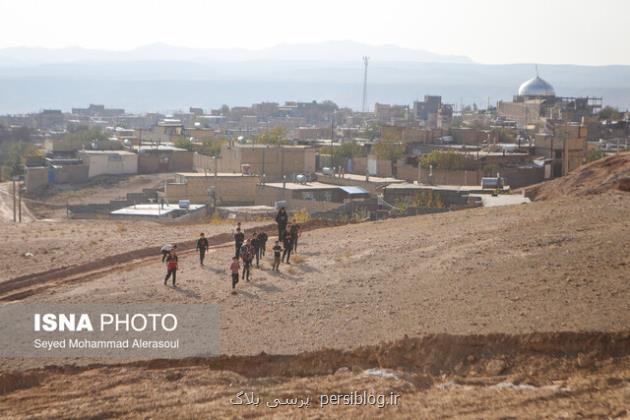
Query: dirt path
[
  {"left": 0, "top": 182, "right": 35, "bottom": 223},
  {"left": 0, "top": 218, "right": 279, "bottom": 282},
  {"left": 0, "top": 219, "right": 343, "bottom": 300},
  {"left": 6, "top": 192, "right": 628, "bottom": 364}
]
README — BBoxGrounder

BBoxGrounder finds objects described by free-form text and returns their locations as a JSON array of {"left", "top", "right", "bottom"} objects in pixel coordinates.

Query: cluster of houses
[{"left": 15, "top": 73, "right": 630, "bottom": 219}]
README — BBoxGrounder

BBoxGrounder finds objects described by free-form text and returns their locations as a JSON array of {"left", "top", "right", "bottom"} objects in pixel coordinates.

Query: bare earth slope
[
  {"left": 7, "top": 192, "right": 627, "bottom": 359},
  {"left": 1, "top": 162, "right": 629, "bottom": 418},
  {"left": 530, "top": 152, "right": 630, "bottom": 200},
  {"left": 2, "top": 332, "right": 630, "bottom": 419}
]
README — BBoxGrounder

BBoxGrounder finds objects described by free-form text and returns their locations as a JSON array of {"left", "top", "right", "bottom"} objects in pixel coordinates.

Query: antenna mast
[{"left": 362, "top": 56, "right": 369, "bottom": 113}]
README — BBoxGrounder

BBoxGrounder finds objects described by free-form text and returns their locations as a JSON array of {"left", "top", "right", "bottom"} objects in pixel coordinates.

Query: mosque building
[{"left": 497, "top": 70, "right": 602, "bottom": 128}]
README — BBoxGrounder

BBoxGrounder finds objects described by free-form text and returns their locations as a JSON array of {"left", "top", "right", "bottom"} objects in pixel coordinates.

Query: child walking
[
  {"left": 230, "top": 257, "right": 240, "bottom": 294},
  {"left": 164, "top": 249, "right": 178, "bottom": 286},
  {"left": 272, "top": 240, "right": 282, "bottom": 271}
]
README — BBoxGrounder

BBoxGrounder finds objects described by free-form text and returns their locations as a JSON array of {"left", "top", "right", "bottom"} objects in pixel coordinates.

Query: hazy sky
[{"left": 1, "top": 0, "right": 628, "bottom": 65}]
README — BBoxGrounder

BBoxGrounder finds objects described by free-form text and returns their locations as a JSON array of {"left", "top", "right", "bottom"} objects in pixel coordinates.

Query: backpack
[{"left": 241, "top": 245, "right": 253, "bottom": 261}]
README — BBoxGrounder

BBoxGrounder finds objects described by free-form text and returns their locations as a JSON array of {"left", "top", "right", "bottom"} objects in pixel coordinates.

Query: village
[
  {"left": 2, "top": 1, "right": 630, "bottom": 417},
  {"left": 2, "top": 71, "right": 627, "bottom": 224}
]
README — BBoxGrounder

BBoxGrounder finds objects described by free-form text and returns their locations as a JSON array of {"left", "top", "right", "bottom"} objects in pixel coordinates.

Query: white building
[{"left": 78, "top": 150, "right": 138, "bottom": 178}]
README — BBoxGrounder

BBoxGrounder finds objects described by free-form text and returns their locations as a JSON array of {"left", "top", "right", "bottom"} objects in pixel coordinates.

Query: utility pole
[
  {"left": 280, "top": 146, "right": 285, "bottom": 181},
  {"left": 362, "top": 56, "right": 369, "bottom": 113},
  {"left": 331, "top": 113, "right": 336, "bottom": 171},
  {"left": 563, "top": 123, "right": 570, "bottom": 176},
  {"left": 12, "top": 177, "right": 17, "bottom": 223},
  {"left": 18, "top": 184, "right": 22, "bottom": 223}
]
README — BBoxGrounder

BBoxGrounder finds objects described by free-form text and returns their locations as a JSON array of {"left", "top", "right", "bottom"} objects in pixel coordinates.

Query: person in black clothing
[
  {"left": 272, "top": 241, "right": 282, "bottom": 271},
  {"left": 275, "top": 207, "right": 288, "bottom": 240},
  {"left": 258, "top": 232, "right": 268, "bottom": 257},
  {"left": 240, "top": 240, "right": 254, "bottom": 282},
  {"left": 290, "top": 220, "right": 300, "bottom": 252},
  {"left": 234, "top": 227, "right": 245, "bottom": 258},
  {"left": 196, "top": 233, "right": 209, "bottom": 265},
  {"left": 251, "top": 232, "right": 261, "bottom": 268},
  {"left": 282, "top": 230, "right": 293, "bottom": 264}
]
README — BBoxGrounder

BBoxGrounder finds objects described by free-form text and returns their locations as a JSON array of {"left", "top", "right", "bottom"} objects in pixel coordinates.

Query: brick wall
[
  {"left": 207, "top": 146, "right": 317, "bottom": 179},
  {"left": 25, "top": 167, "right": 48, "bottom": 193},
  {"left": 165, "top": 175, "right": 258, "bottom": 205},
  {"left": 55, "top": 164, "right": 90, "bottom": 184},
  {"left": 450, "top": 128, "right": 488, "bottom": 145},
  {"left": 418, "top": 168, "right": 482, "bottom": 186},
  {"left": 500, "top": 166, "right": 545, "bottom": 188},
  {"left": 138, "top": 151, "right": 194, "bottom": 174}
]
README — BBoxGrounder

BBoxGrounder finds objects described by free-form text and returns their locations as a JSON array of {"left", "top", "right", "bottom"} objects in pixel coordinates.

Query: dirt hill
[
  {"left": 528, "top": 152, "right": 630, "bottom": 200},
  {"left": 1, "top": 164, "right": 630, "bottom": 417},
  {"left": 2, "top": 332, "right": 630, "bottom": 418}
]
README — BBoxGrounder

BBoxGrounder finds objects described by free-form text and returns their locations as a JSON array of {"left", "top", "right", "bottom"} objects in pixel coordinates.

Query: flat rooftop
[
  {"left": 469, "top": 194, "right": 530, "bottom": 207},
  {"left": 472, "top": 151, "right": 530, "bottom": 157},
  {"left": 111, "top": 203, "right": 205, "bottom": 217},
  {"left": 322, "top": 173, "right": 405, "bottom": 183},
  {"left": 79, "top": 150, "right": 136, "bottom": 156},
  {"left": 234, "top": 144, "right": 313, "bottom": 149},
  {"left": 384, "top": 183, "right": 485, "bottom": 192},
  {"left": 264, "top": 181, "right": 340, "bottom": 190},
  {"left": 176, "top": 172, "right": 254, "bottom": 178},
  {"left": 134, "top": 145, "right": 188, "bottom": 152},
  {"left": 217, "top": 205, "right": 276, "bottom": 214}
]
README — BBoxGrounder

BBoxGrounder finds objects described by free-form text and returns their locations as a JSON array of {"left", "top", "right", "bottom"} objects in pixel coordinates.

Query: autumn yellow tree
[{"left": 373, "top": 131, "right": 404, "bottom": 175}]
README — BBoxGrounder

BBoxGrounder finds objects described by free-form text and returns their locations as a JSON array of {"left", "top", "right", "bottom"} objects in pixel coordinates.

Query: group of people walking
[{"left": 159, "top": 207, "right": 301, "bottom": 295}]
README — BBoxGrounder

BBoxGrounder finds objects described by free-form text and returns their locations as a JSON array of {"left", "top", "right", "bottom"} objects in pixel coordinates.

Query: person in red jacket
[{"left": 164, "top": 250, "right": 178, "bottom": 287}]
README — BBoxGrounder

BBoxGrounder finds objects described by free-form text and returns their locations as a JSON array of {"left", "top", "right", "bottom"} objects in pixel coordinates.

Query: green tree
[
  {"left": 374, "top": 133, "right": 404, "bottom": 176},
  {"left": 194, "top": 138, "right": 226, "bottom": 157},
  {"left": 373, "top": 135, "right": 404, "bottom": 162},
  {"left": 256, "top": 126, "right": 289, "bottom": 145},
  {"left": 0, "top": 124, "right": 34, "bottom": 143},
  {"left": 330, "top": 141, "right": 365, "bottom": 167},
  {"left": 363, "top": 123, "right": 380, "bottom": 140},
  {"left": 172, "top": 136, "right": 193, "bottom": 151},
  {"left": 64, "top": 127, "right": 108, "bottom": 149},
  {"left": 493, "top": 127, "right": 517, "bottom": 143},
  {"left": 598, "top": 106, "right": 622, "bottom": 121},
  {"left": 420, "top": 150, "right": 478, "bottom": 171},
  {"left": 173, "top": 136, "right": 226, "bottom": 157},
  {"left": 0, "top": 141, "right": 40, "bottom": 177},
  {"left": 587, "top": 149, "right": 606, "bottom": 162}
]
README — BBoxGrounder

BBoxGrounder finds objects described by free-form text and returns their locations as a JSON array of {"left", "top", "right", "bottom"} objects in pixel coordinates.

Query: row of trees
[
  {"left": 598, "top": 106, "right": 623, "bottom": 121},
  {"left": 0, "top": 125, "right": 38, "bottom": 179},
  {"left": 419, "top": 150, "right": 478, "bottom": 171},
  {"left": 172, "top": 136, "right": 225, "bottom": 157},
  {"left": 0, "top": 141, "right": 40, "bottom": 179},
  {"left": 246, "top": 126, "right": 480, "bottom": 172},
  {"left": 0, "top": 125, "right": 110, "bottom": 179}
]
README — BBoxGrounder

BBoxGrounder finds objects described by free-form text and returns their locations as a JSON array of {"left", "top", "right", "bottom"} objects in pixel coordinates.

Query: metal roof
[
  {"left": 338, "top": 186, "right": 369, "bottom": 195},
  {"left": 264, "top": 182, "right": 338, "bottom": 190}
]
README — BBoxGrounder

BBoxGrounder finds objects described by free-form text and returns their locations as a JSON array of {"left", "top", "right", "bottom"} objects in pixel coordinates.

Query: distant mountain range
[
  {"left": 0, "top": 41, "right": 629, "bottom": 114},
  {"left": 0, "top": 41, "right": 473, "bottom": 66}
]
